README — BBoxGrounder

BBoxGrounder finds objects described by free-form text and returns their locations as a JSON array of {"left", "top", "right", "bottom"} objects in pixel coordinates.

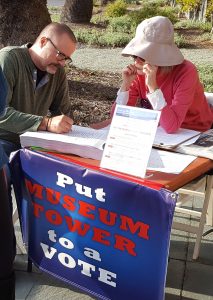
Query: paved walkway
[{"left": 71, "top": 47, "right": 213, "bottom": 73}]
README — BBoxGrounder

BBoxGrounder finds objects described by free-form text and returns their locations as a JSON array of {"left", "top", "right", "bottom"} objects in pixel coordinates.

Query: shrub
[
  {"left": 197, "top": 64, "right": 213, "bottom": 92},
  {"left": 174, "top": 32, "right": 188, "bottom": 47},
  {"left": 105, "top": 0, "right": 127, "bottom": 17},
  {"left": 74, "top": 28, "right": 132, "bottom": 47},
  {"left": 75, "top": 29, "right": 101, "bottom": 45},
  {"left": 108, "top": 15, "right": 135, "bottom": 33},
  {"left": 129, "top": 5, "right": 159, "bottom": 26},
  {"left": 129, "top": 3, "right": 178, "bottom": 26},
  {"left": 158, "top": 6, "right": 178, "bottom": 23},
  {"left": 124, "top": 0, "right": 140, "bottom": 3},
  {"left": 98, "top": 31, "right": 133, "bottom": 46},
  {"left": 91, "top": 14, "right": 110, "bottom": 26},
  {"left": 175, "top": 20, "right": 212, "bottom": 31},
  {"left": 194, "top": 32, "right": 212, "bottom": 42}
]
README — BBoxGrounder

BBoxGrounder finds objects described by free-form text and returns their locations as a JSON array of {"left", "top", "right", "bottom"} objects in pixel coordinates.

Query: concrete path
[
  {"left": 71, "top": 46, "right": 213, "bottom": 73},
  {"left": 47, "top": 0, "right": 65, "bottom": 7}
]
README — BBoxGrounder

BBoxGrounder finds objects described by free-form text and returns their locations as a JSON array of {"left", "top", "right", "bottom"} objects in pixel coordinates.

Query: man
[
  {"left": 0, "top": 22, "right": 77, "bottom": 156},
  {"left": 0, "top": 23, "right": 77, "bottom": 265}
]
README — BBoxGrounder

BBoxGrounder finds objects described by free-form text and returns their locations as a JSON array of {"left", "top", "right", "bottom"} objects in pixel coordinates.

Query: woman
[
  {"left": 93, "top": 16, "right": 213, "bottom": 132},
  {"left": 0, "top": 66, "right": 15, "bottom": 299}
]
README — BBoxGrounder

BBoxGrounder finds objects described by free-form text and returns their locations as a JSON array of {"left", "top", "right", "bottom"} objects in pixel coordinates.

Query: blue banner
[{"left": 11, "top": 149, "right": 176, "bottom": 300}]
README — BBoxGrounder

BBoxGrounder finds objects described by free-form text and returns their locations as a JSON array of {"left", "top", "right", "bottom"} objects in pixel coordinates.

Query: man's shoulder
[{"left": 0, "top": 45, "right": 28, "bottom": 58}]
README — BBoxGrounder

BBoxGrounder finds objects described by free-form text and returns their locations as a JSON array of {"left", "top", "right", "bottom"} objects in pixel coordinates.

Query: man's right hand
[{"left": 38, "top": 115, "right": 73, "bottom": 133}]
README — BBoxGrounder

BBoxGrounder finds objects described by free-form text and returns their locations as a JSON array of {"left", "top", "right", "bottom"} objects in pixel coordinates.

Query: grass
[
  {"left": 197, "top": 64, "right": 213, "bottom": 91},
  {"left": 175, "top": 20, "right": 212, "bottom": 31},
  {"left": 48, "top": 6, "right": 61, "bottom": 22}
]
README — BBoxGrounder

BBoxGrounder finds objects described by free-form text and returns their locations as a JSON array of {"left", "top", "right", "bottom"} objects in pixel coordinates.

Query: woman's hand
[
  {"left": 120, "top": 64, "right": 137, "bottom": 92},
  {"left": 143, "top": 63, "right": 158, "bottom": 93},
  {"left": 90, "top": 118, "right": 112, "bottom": 129}
]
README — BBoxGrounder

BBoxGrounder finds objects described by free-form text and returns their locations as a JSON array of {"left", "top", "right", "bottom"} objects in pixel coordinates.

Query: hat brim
[{"left": 122, "top": 37, "right": 184, "bottom": 66}]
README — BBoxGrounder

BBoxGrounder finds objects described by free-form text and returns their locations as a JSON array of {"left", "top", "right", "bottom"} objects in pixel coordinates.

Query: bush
[
  {"left": 75, "top": 28, "right": 133, "bottom": 47},
  {"left": 129, "top": 5, "right": 159, "bottom": 26},
  {"left": 197, "top": 64, "right": 213, "bottom": 92},
  {"left": 174, "top": 33, "right": 188, "bottom": 48},
  {"left": 175, "top": 20, "right": 212, "bottom": 32},
  {"left": 75, "top": 29, "right": 101, "bottom": 45},
  {"left": 105, "top": 0, "right": 127, "bottom": 17},
  {"left": 91, "top": 14, "right": 110, "bottom": 26},
  {"left": 158, "top": 6, "right": 178, "bottom": 23},
  {"left": 129, "top": 3, "right": 178, "bottom": 26},
  {"left": 108, "top": 15, "right": 135, "bottom": 33},
  {"left": 124, "top": 0, "right": 140, "bottom": 3},
  {"left": 98, "top": 31, "right": 133, "bottom": 46}
]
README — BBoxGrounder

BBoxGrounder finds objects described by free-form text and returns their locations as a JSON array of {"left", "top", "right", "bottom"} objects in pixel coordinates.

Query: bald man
[
  {"left": 0, "top": 22, "right": 77, "bottom": 156},
  {"left": 0, "top": 23, "right": 77, "bottom": 247}
]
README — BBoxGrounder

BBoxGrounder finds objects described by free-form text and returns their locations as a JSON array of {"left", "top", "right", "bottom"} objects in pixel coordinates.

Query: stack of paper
[
  {"left": 148, "top": 149, "right": 196, "bottom": 174},
  {"left": 154, "top": 127, "right": 200, "bottom": 149},
  {"left": 176, "top": 129, "right": 213, "bottom": 160},
  {"left": 20, "top": 125, "right": 109, "bottom": 160},
  {"left": 20, "top": 122, "right": 199, "bottom": 174}
]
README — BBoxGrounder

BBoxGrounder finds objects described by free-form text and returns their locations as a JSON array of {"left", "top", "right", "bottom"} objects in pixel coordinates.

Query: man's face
[{"left": 40, "top": 33, "right": 76, "bottom": 74}]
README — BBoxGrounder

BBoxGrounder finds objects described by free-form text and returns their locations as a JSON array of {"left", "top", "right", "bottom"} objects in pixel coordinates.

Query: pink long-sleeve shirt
[{"left": 116, "top": 60, "right": 213, "bottom": 133}]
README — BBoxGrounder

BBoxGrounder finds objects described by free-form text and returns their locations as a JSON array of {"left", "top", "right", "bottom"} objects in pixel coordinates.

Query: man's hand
[
  {"left": 120, "top": 64, "right": 137, "bottom": 92},
  {"left": 38, "top": 115, "right": 73, "bottom": 133},
  {"left": 48, "top": 115, "right": 73, "bottom": 133}
]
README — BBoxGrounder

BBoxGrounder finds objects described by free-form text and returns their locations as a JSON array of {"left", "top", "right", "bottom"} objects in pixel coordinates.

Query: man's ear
[{"left": 40, "top": 37, "right": 47, "bottom": 48}]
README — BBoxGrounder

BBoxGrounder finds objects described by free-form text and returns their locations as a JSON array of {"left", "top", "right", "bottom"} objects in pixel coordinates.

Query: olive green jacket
[{"left": 0, "top": 44, "right": 71, "bottom": 145}]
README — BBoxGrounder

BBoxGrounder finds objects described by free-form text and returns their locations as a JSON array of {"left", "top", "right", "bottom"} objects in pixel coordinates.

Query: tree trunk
[
  {"left": 0, "top": 0, "right": 51, "bottom": 49},
  {"left": 100, "top": 0, "right": 113, "bottom": 5},
  {"left": 60, "top": 0, "right": 93, "bottom": 23},
  {"left": 199, "top": 0, "right": 208, "bottom": 22}
]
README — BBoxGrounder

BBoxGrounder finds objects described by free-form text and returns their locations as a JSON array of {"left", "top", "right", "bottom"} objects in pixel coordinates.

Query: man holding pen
[
  {"left": 0, "top": 22, "right": 76, "bottom": 254},
  {"left": 0, "top": 22, "right": 76, "bottom": 157}
]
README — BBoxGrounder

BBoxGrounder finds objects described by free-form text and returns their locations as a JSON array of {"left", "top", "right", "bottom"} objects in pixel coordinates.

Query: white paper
[
  {"left": 100, "top": 105, "right": 161, "bottom": 178},
  {"left": 154, "top": 126, "right": 200, "bottom": 148},
  {"left": 20, "top": 125, "right": 109, "bottom": 160},
  {"left": 148, "top": 149, "right": 197, "bottom": 174}
]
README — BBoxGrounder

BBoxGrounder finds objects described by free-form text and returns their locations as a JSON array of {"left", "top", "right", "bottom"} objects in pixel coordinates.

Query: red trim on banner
[{"left": 44, "top": 151, "right": 164, "bottom": 191}]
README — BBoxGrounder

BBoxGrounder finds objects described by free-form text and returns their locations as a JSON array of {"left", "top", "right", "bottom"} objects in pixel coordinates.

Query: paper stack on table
[
  {"left": 20, "top": 122, "right": 198, "bottom": 174},
  {"left": 176, "top": 129, "right": 213, "bottom": 160},
  {"left": 153, "top": 126, "right": 200, "bottom": 149},
  {"left": 20, "top": 125, "right": 109, "bottom": 160}
]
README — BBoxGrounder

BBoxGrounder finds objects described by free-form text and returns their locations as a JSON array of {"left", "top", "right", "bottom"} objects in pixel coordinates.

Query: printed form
[{"left": 100, "top": 105, "right": 161, "bottom": 178}]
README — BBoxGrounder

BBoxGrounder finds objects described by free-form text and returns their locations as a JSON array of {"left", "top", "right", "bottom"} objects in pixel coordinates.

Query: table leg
[{"left": 206, "top": 184, "right": 213, "bottom": 226}]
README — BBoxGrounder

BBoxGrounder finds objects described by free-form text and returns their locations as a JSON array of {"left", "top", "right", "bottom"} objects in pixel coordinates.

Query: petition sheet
[
  {"left": 148, "top": 149, "right": 197, "bottom": 174},
  {"left": 100, "top": 105, "right": 161, "bottom": 178}
]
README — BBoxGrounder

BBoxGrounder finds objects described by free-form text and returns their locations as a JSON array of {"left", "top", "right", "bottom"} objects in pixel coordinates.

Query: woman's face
[{"left": 132, "top": 56, "right": 146, "bottom": 74}]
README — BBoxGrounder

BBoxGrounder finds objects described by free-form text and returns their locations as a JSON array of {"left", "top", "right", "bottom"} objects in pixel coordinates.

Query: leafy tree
[{"left": 0, "top": 0, "right": 51, "bottom": 48}]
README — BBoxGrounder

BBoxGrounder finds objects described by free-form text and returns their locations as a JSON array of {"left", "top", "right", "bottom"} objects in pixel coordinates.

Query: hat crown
[
  {"left": 136, "top": 16, "right": 174, "bottom": 45},
  {"left": 121, "top": 15, "right": 184, "bottom": 66}
]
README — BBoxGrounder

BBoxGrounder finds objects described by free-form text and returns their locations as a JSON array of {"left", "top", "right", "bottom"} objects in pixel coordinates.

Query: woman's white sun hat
[{"left": 122, "top": 16, "right": 184, "bottom": 66}]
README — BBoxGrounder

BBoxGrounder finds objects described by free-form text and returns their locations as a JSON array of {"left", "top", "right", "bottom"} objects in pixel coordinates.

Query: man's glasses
[
  {"left": 132, "top": 55, "right": 145, "bottom": 62},
  {"left": 46, "top": 37, "right": 72, "bottom": 63}
]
